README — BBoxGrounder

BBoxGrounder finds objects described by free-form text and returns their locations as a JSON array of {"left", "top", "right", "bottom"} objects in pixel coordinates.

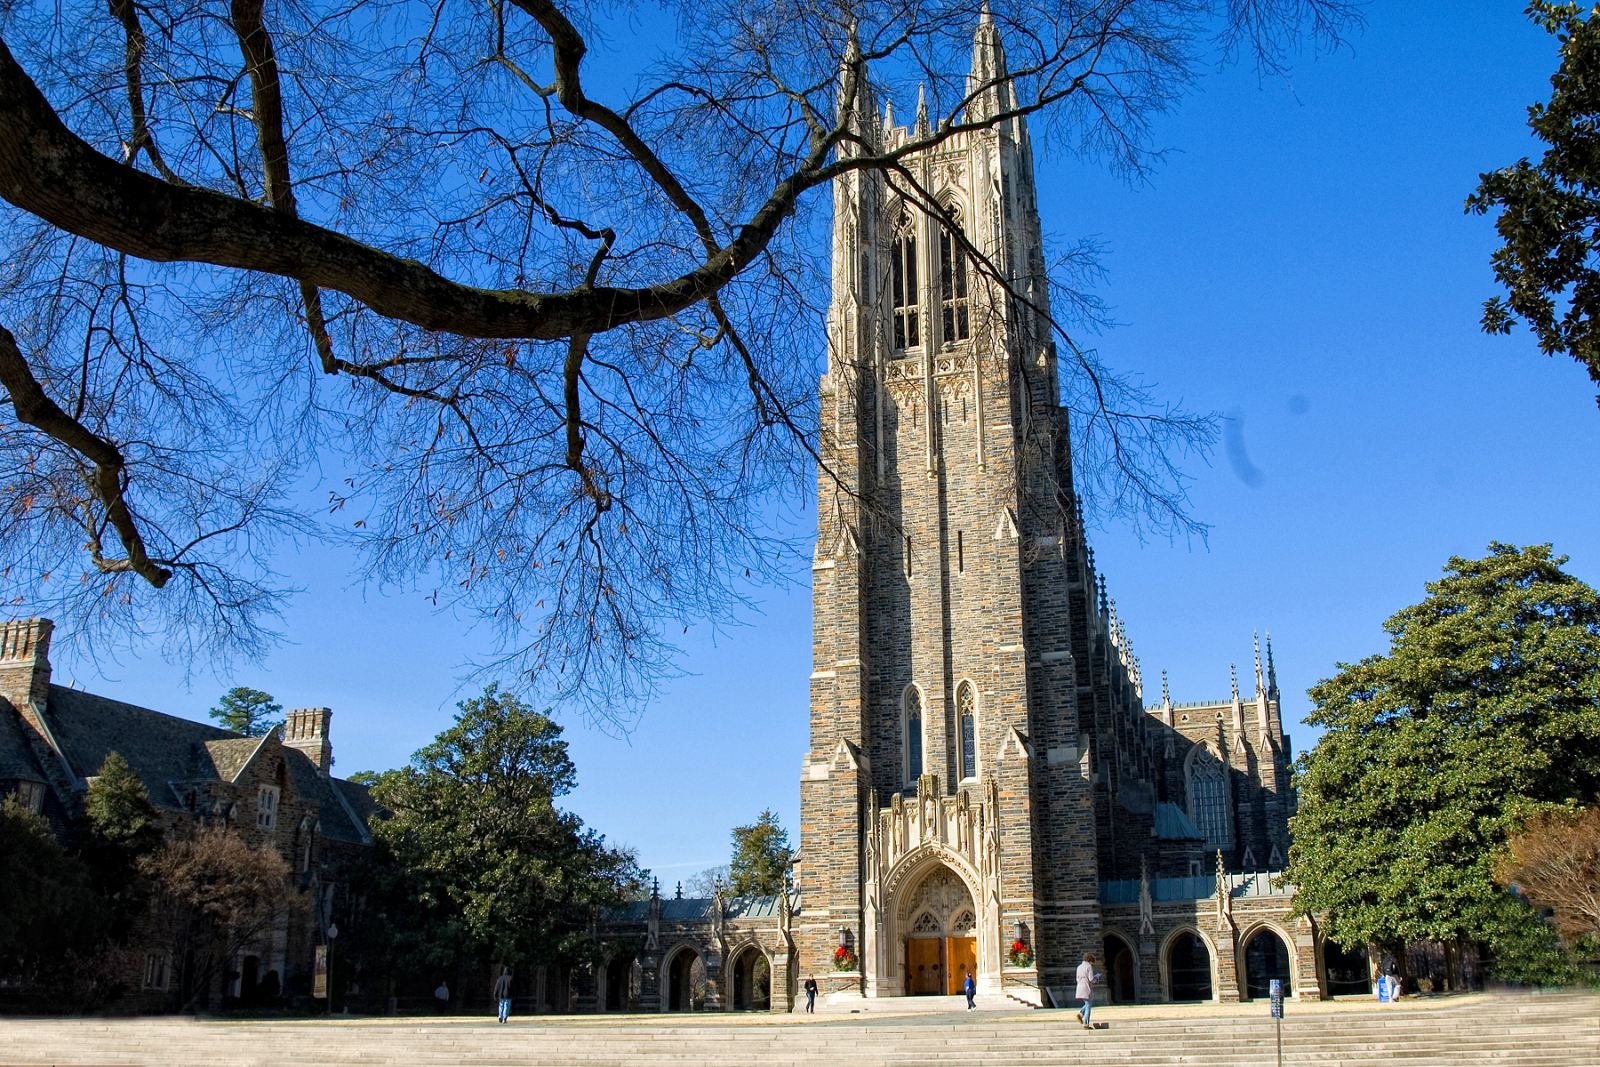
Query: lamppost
[{"left": 326, "top": 923, "right": 338, "bottom": 1016}]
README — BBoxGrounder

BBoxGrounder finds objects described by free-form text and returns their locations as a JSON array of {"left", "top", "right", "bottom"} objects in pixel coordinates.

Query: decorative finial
[
  {"left": 1161, "top": 670, "right": 1171, "bottom": 707},
  {"left": 884, "top": 98, "right": 895, "bottom": 129},
  {"left": 1253, "top": 631, "right": 1265, "bottom": 692},
  {"left": 651, "top": 876, "right": 660, "bottom": 900},
  {"left": 915, "top": 83, "right": 930, "bottom": 136},
  {"left": 1230, "top": 663, "right": 1239, "bottom": 701},
  {"left": 675, "top": 880, "right": 683, "bottom": 900},
  {"left": 1266, "top": 632, "right": 1278, "bottom": 691},
  {"left": 979, "top": 0, "right": 993, "bottom": 27}
]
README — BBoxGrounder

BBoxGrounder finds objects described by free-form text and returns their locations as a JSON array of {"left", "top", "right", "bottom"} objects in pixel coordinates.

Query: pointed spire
[
  {"left": 884, "top": 97, "right": 895, "bottom": 131},
  {"left": 651, "top": 876, "right": 660, "bottom": 901},
  {"left": 980, "top": 0, "right": 993, "bottom": 26},
  {"left": 1253, "top": 631, "right": 1265, "bottom": 695},
  {"left": 1230, "top": 663, "right": 1239, "bottom": 702},
  {"left": 1161, "top": 670, "right": 1171, "bottom": 707},
  {"left": 968, "top": 1, "right": 1012, "bottom": 124},
  {"left": 1265, "top": 632, "right": 1278, "bottom": 695},
  {"left": 914, "top": 83, "right": 930, "bottom": 137}
]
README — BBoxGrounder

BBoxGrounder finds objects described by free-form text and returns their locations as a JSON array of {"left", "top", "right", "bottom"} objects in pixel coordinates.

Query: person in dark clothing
[
  {"left": 493, "top": 969, "right": 513, "bottom": 1023},
  {"left": 803, "top": 976, "right": 818, "bottom": 1014},
  {"left": 963, "top": 971, "right": 976, "bottom": 1010}
]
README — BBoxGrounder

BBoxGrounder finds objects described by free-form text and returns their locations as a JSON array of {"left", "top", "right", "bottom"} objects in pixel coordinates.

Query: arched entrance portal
[
  {"left": 899, "top": 865, "right": 977, "bottom": 996},
  {"left": 1243, "top": 929, "right": 1292, "bottom": 1000},
  {"left": 728, "top": 946, "right": 771, "bottom": 1011},
  {"left": 1166, "top": 931, "right": 1213, "bottom": 1002},
  {"left": 663, "top": 948, "right": 704, "bottom": 1012},
  {"left": 1103, "top": 934, "right": 1137, "bottom": 1003},
  {"left": 1322, "top": 941, "right": 1371, "bottom": 996},
  {"left": 604, "top": 954, "right": 636, "bottom": 1011}
]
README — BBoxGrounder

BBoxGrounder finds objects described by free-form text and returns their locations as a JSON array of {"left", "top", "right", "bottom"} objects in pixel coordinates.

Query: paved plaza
[{"left": 2, "top": 991, "right": 1595, "bottom": 1066}]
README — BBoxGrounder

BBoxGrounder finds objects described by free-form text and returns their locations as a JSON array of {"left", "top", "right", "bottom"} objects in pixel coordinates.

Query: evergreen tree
[
  {"left": 727, "top": 809, "right": 792, "bottom": 898},
  {"left": 353, "top": 685, "right": 643, "bottom": 979},
  {"left": 207, "top": 687, "right": 282, "bottom": 736},
  {"left": 1287, "top": 543, "right": 1600, "bottom": 984},
  {"left": 81, "top": 753, "right": 163, "bottom": 938},
  {"left": 1469, "top": 1, "right": 1600, "bottom": 404},
  {"left": 0, "top": 798, "right": 107, "bottom": 994}
]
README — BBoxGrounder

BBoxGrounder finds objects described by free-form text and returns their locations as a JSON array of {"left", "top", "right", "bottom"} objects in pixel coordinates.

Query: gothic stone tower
[{"left": 797, "top": 12, "right": 1104, "bottom": 1001}]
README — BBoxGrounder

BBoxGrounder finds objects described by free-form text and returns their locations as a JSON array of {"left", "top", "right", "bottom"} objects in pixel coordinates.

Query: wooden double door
[{"left": 906, "top": 936, "right": 978, "bottom": 995}]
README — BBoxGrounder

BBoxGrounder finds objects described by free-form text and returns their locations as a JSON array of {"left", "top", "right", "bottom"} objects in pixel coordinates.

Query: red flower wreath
[
  {"left": 833, "top": 945, "right": 858, "bottom": 971},
  {"left": 1007, "top": 940, "right": 1032, "bottom": 967}
]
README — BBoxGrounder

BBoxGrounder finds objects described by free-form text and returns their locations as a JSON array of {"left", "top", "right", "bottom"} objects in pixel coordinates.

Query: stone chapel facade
[{"left": 791, "top": 10, "right": 1328, "bottom": 1009}]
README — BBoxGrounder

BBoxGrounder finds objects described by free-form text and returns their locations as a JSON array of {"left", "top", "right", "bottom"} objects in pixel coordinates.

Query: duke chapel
[
  {"left": 0, "top": 11, "right": 1368, "bottom": 1017},
  {"left": 594, "top": 12, "right": 1362, "bottom": 1013}
]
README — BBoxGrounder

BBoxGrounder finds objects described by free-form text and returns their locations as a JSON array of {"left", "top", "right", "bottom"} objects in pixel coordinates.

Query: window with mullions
[
  {"left": 904, "top": 687, "right": 924, "bottom": 783},
  {"left": 939, "top": 211, "right": 970, "bottom": 343},
  {"left": 1187, "top": 747, "right": 1233, "bottom": 851},
  {"left": 891, "top": 211, "right": 920, "bottom": 350},
  {"left": 957, "top": 683, "right": 977, "bottom": 780}
]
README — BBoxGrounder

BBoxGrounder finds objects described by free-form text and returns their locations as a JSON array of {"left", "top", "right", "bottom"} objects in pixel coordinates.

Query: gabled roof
[
  {"left": 36, "top": 683, "right": 374, "bottom": 844},
  {"left": 45, "top": 685, "right": 234, "bottom": 800}
]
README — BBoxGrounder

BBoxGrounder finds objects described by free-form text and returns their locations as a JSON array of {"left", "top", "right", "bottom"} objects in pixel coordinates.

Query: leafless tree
[
  {"left": 0, "top": 0, "right": 1356, "bottom": 724},
  {"left": 1495, "top": 806, "right": 1600, "bottom": 944}
]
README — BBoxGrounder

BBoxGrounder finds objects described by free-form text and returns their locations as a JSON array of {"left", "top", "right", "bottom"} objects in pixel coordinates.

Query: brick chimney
[
  {"left": 282, "top": 707, "right": 333, "bottom": 775},
  {"left": 0, "top": 617, "right": 54, "bottom": 716}
]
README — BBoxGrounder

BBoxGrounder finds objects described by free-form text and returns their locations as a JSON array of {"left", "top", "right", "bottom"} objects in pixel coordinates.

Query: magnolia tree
[{"left": 0, "top": 0, "right": 1354, "bottom": 723}]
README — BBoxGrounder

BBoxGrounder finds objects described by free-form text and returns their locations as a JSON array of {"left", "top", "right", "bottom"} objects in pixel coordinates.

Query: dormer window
[
  {"left": 256, "top": 784, "right": 280, "bottom": 831},
  {"left": 13, "top": 780, "right": 45, "bottom": 815},
  {"left": 891, "top": 209, "right": 920, "bottom": 350}
]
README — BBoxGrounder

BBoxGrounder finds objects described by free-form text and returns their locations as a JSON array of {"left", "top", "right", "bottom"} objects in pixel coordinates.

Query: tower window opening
[
  {"left": 940, "top": 212, "right": 970, "bottom": 343},
  {"left": 905, "top": 535, "right": 913, "bottom": 577},
  {"left": 958, "top": 682, "right": 977, "bottom": 781},
  {"left": 891, "top": 211, "right": 920, "bottom": 350},
  {"left": 957, "top": 531, "right": 965, "bottom": 573},
  {"left": 905, "top": 687, "right": 924, "bottom": 784}
]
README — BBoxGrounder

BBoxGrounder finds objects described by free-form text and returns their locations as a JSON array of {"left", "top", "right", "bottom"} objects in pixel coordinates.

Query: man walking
[
  {"left": 803, "top": 976, "right": 818, "bottom": 1014},
  {"left": 1075, "top": 952, "right": 1102, "bottom": 1030},
  {"left": 493, "top": 968, "right": 513, "bottom": 1024},
  {"left": 963, "top": 970, "right": 976, "bottom": 1010}
]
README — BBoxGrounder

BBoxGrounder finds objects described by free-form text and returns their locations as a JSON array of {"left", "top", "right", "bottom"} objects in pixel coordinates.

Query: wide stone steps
[{"left": 2, "top": 993, "right": 1594, "bottom": 1067}]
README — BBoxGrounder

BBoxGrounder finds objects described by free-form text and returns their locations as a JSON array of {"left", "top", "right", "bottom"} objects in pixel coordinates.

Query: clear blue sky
[{"left": 43, "top": 2, "right": 1600, "bottom": 885}]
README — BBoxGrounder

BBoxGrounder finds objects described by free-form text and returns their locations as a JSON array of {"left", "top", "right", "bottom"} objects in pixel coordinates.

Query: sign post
[{"left": 1269, "top": 978, "right": 1284, "bottom": 1067}]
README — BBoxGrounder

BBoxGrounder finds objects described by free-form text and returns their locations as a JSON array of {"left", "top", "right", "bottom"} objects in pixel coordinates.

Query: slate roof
[
  {"left": 1153, "top": 801, "right": 1204, "bottom": 841},
  {"left": 0, "top": 697, "right": 49, "bottom": 782},
  {"left": 608, "top": 894, "right": 791, "bottom": 924},
  {"left": 24, "top": 683, "right": 374, "bottom": 843}
]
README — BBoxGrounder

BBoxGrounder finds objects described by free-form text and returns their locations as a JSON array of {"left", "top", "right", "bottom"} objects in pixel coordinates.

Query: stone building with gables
[{"left": 0, "top": 617, "right": 375, "bottom": 1008}]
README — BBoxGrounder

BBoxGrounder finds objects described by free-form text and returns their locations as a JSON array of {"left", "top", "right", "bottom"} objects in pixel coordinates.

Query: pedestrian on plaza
[
  {"left": 963, "top": 970, "right": 976, "bottom": 1010},
  {"left": 493, "top": 969, "right": 514, "bottom": 1023},
  {"left": 434, "top": 979, "right": 450, "bottom": 1014},
  {"left": 1075, "top": 951, "right": 1102, "bottom": 1030},
  {"left": 803, "top": 976, "right": 818, "bottom": 1014}
]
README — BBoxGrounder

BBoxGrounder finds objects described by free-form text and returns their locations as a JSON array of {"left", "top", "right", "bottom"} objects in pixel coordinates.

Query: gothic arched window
[
  {"left": 891, "top": 209, "right": 920, "bottom": 350},
  {"left": 1186, "top": 746, "right": 1233, "bottom": 851},
  {"left": 904, "top": 686, "right": 924, "bottom": 784},
  {"left": 939, "top": 208, "right": 970, "bottom": 343},
  {"left": 957, "top": 681, "right": 977, "bottom": 781}
]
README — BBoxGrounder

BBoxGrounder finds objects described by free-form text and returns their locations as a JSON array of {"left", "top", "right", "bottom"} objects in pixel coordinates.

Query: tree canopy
[
  {"left": 353, "top": 685, "right": 642, "bottom": 974},
  {"left": 1468, "top": 0, "right": 1600, "bottom": 404},
  {"left": 1286, "top": 542, "right": 1600, "bottom": 983},
  {"left": 0, "top": 0, "right": 1354, "bottom": 726},
  {"left": 728, "top": 808, "right": 793, "bottom": 898},
  {"left": 207, "top": 687, "right": 283, "bottom": 737}
]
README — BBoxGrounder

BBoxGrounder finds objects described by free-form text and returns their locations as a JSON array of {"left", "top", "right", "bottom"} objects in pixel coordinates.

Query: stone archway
[
  {"left": 895, "top": 864, "right": 978, "bottom": 996},
  {"left": 727, "top": 944, "right": 771, "bottom": 1011},
  {"left": 1164, "top": 929, "right": 1214, "bottom": 1002},
  {"left": 1242, "top": 927, "right": 1293, "bottom": 1000},
  {"left": 662, "top": 946, "right": 705, "bottom": 1012},
  {"left": 1102, "top": 932, "right": 1138, "bottom": 1003}
]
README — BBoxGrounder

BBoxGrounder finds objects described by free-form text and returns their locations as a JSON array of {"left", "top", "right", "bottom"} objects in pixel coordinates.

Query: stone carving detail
[
  {"left": 952, "top": 910, "right": 976, "bottom": 933},
  {"left": 911, "top": 910, "right": 941, "bottom": 933},
  {"left": 904, "top": 868, "right": 971, "bottom": 925}
]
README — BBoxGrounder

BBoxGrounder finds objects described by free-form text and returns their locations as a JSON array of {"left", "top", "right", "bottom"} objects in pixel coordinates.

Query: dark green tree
[
  {"left": 1287, "top": 543, "right": 1600, "bottom": 984},
  {"left": 80, "top": 752, "right": 163, "bottom": 938},
  {"left": 0, "top": 798, "right": 108, "bottom": 998},
  {"left": 353, "top": 685, "right": 643, "bottom": 983},
  {"left": 1468, "top": 1, "right": 1600, "bottom": 403},
  {"left": 207, "top": 687, "right": 282, "bottom": 737},
  {"left": 727, "top": 809, "right": 792, "bottom": 898}
]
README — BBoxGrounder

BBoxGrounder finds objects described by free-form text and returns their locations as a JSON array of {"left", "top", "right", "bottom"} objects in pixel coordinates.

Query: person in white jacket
[{"left": 1075, "top": 952, "right": 1103, "bottom": 1029}]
